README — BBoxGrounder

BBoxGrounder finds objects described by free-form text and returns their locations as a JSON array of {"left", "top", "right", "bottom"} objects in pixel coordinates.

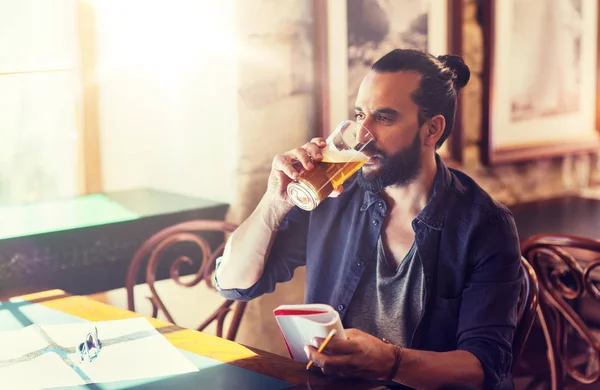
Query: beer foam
[{"left": 321, "top": 148, "right": 368, "bottom": 163}]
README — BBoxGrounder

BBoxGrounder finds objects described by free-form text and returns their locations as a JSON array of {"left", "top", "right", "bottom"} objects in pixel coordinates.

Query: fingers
[
  {"left": 305, "top": 346, "right": 353, "bottom": 376},
  {"left": 272, "top": 155, "right": 299, "bottom": 180},
  {"left": 303, "top": 146, "right": 323, "bottom": 163},
  {"left": 310, "top": 336, "right": 356, "bottom": 355},
  {"left": 305, "top": 140, "right": 325, "bottom": 161},
  {"left": 289, "top": 147, "right": 313, "bottom": 170},
  {"left": 272, "top": 139, "right": 326, "bottom": 180},
  {"left": 310, "top": 137, "right": 327, "bottom": 148}
]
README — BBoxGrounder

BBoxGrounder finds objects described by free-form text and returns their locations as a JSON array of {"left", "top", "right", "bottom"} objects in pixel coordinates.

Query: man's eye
[
  {"left": 355, "top": 113, "right": 365, "bottom": 120},
  {"left": 378, "top": 116, "right": 391, "bottom": 124}
]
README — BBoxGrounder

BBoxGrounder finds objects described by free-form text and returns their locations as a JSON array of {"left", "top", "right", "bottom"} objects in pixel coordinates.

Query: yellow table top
[{"left": 10, "top": 289, "right": 380, "bottom": 390}]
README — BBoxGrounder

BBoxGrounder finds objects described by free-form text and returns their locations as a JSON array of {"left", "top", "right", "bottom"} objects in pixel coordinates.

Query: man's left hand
[{"left": 305, "top": 328, "right": 396, "bottom": 379}]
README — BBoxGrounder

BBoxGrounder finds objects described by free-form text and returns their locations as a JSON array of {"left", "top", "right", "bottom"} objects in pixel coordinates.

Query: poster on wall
[
  {"left": 315, "top": 0, "right": 462, "bottom": 161},
  {"left": 482, "top": 0, "right": 600, "bottom": 165}
]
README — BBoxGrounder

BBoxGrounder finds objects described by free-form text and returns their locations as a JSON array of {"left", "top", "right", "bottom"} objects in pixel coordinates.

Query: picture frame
[
  {"left": 481, "top": 0, "right": 600, "bottom": 165},
  {"left": 313, "top": 0, "right": 464, "bottom": 162}
]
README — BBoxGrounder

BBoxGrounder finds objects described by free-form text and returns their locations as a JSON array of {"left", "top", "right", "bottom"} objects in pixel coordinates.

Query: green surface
[
  {"left": 0, "top": 194, "right": 139, "bottom": 240},
  {"left": 105, "top": 189, "right": 224, "bottom": 217}
]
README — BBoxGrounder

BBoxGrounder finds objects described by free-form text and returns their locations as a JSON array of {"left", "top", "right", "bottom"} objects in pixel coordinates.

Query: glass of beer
[{"left": 287, "top": 120, "right": 374, "bottom": 211}]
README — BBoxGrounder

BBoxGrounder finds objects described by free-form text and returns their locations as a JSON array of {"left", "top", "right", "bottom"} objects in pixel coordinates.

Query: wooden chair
[
  {"left": 521, "top": 234, "right": 600, "bottom": 390},
  {"left": 125, "top": 220, "right": 246, "bottom": 341},
  {"left": 512, "top": 256, "right": 540, "bottom": 372}
]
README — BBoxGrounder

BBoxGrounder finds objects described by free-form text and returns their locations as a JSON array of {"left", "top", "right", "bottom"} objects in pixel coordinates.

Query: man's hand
[
  {"left": 304, "top": 328, "right": 396, "bottom": 379},
  {"left": 268, "top": 138, "right": 344, "bottom": 206}
]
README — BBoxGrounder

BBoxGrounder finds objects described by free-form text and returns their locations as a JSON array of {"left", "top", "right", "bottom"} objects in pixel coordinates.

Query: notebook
[{"left": 273, "top": 304, "right": 346, "bottom": 363}]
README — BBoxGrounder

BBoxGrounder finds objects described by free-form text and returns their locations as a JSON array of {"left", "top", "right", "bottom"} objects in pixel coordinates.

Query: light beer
[{"left": 287, "top": 148, "right": 369, "bottom": 211}]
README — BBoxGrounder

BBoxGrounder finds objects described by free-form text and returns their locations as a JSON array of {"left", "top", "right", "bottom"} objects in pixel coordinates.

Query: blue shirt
[{"left": 217, "top": 155, "right": 522, "bottom": 389}]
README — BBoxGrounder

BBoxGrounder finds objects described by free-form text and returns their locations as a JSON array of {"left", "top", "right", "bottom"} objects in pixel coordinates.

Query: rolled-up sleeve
[
  {"left": 215, "top": 206, "right": 310, "bottom": 301},
  {"left": 457, "top": 210, "right": 522, "bottom": 389}
]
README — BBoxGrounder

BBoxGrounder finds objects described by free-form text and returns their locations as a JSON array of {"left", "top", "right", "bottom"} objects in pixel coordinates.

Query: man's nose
[{"left": 357, "top": 120, "right": 375, "bottom": 144}]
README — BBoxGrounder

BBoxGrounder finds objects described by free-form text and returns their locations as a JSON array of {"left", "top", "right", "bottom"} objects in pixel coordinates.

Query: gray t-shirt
[{"left": 344, "top": 235, "right": 425, "bottom": 347}]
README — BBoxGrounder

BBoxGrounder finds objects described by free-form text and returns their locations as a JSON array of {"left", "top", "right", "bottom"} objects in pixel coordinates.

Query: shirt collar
[{"left": 361, "top": 154, "right": 451, "bottom": 230}]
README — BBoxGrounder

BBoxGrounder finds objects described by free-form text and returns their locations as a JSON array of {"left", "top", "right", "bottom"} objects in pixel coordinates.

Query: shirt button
[
  {"left": 337, "top": 304, "right": 345, "bottom": 311},
  {"left": 373, "top": 220, "right": 379, "bottom": 226},
  {"left": 357, "top": 261, "right": 364, "bottom": 267},
  {"left": 378, "top": 202, "right": 384, "bottom": 209}
]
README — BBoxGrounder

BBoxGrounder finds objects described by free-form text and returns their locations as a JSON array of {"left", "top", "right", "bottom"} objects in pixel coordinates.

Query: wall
[
  {"left": 225, "top": 0, "right": 316, "bottom": 356},
  {"left": 93, "top": 0, "right": 315, "bottom": 356},
  {"left": 95, "top": 0, "right": 239, "bottom": 203},
  {"left": 0, "top": 0, "right": 80, "bottom": 206}
]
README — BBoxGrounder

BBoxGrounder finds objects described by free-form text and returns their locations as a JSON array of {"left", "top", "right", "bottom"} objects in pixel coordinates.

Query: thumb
[{"left": 328, "top": 185, "right": 344, "bottom": 198}]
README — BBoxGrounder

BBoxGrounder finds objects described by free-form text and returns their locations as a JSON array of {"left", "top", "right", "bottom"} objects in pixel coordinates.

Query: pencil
[{"left": 306, "top": 329, "right": 336, "bottom": 370}]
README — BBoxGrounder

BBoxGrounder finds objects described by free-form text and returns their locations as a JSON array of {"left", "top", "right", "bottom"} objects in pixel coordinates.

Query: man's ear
[{"left": 423, "top": 115, "right": 446, "bottom": 148}]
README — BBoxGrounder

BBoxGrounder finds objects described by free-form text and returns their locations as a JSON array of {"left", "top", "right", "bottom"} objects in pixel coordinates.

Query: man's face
[{"left": 353, "top": 70, "right": 425, "bottom": 192}]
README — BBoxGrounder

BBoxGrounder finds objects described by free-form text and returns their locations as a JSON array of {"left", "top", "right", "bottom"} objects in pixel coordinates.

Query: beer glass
[{"left": 287, "top": 120, "right": 374, "bottom": 211}]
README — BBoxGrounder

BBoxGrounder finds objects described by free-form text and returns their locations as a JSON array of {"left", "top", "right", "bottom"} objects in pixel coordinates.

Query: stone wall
[
  {"left": 226, "top": 0, "right": 600, "bottom": 356},
  {"left": 226, "top": 0, "right": 316, "bottom": 356}
]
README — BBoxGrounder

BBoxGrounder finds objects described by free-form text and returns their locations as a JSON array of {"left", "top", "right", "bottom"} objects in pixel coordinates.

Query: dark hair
[{"left": 371, "top": 49, "right": 470, "bottom": 149}]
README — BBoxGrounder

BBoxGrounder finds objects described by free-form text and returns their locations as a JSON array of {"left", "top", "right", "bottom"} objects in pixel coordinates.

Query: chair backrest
[
  {"left": 125, "top": 220, "right": 246, "bottom": 341},
  {"left": 522, "top": 234, "right": 600, "bottom": 388},
  {"left": 512, "top": 256, "right": 540, "bottom": 371}
]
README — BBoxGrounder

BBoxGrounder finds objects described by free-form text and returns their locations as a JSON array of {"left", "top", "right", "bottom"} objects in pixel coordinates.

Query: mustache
[{"left": 361, "top": 144, "right": 386, "bottom": 159}]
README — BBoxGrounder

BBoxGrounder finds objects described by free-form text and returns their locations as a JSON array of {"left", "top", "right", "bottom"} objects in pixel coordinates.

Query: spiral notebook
[{"left": 273, "top": 304, "right": 346, "bottom": 363}]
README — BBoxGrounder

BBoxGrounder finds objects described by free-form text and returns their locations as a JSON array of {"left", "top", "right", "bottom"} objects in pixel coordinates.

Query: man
[{"left": 215, "top": 49, "right": 522, "bottom": 389}]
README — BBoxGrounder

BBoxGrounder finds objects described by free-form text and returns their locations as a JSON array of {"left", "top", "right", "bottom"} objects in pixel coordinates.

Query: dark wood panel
[{"left": 510, "top": 196, "right": 600, "bottom": 242}]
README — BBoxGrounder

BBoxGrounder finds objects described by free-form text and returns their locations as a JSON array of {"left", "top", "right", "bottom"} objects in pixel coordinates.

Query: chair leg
[
  {"left": 536, "top": 302, "right": 561, "bottom": 390},
  {"left": 196, "top": 300, "right": 233, "bottom": 337},
  {"left": 146, "top": 296, "right": 159, "bottom": 318},
  {"left": 226, "top": 302, "right": 247, "bottom": 341}
]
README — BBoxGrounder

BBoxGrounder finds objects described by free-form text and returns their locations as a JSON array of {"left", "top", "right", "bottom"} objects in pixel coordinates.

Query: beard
[{"left": 356, "top": 131, "right": 422, "bottom": 193}]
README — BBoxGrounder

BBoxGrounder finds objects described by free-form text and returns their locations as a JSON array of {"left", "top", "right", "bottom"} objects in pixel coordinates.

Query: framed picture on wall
[
  {"left": 313, "top": 0, "right": 464, "bottom": 162},
  {"left": 481, "top": 0, "right": 600, "bottom": 165}
]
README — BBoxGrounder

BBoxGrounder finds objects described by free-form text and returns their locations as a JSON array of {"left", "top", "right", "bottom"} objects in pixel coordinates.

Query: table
[
  {"left": 0, "top": 290, "right": 382, "bottom": 390},
  {"left": 510, "top": 195, "right": 600, "bottom": 278},
  {"left": 510, "top": 195, "right": 600, "bottom": 242},
  {"left": 0, "top": 189, "right": 228, "bottom": 298}
]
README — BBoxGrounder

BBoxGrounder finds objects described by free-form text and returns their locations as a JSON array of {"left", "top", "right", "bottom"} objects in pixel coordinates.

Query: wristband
[{"left": 382, "top": 338, "right": 403, "bottom": 381}]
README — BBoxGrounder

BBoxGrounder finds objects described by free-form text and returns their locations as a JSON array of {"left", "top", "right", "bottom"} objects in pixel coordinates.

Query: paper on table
[{"left": 0, "top": 317, "right": 198, "bottom": 390}]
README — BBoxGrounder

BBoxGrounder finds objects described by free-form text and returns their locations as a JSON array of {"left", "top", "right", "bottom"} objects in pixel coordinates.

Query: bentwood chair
[
  {"left": 512, "top": 256, "right": 540, "bottom": 372},
  {"left": 125, "top": 220, "right": 246, "bottom": 341},
  {"left": 521, "top": 234, "right": 600, "bottom": 389}
]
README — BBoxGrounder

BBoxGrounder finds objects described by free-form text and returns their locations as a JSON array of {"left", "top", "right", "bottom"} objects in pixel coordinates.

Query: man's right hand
[
  {"left": 217, "top": 139, "right": 337, "bottom": 291},
  {"left": 267, "top": 137, "right": 343, "bottom": 207}
]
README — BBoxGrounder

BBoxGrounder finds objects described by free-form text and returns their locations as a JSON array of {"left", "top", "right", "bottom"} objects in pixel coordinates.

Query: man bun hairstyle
[
  {"left": 437, "top": 54, "right": 471, "bottom": 89},
  {"left": 371, "top": 49, "right": 471, "bottom": 149}
]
